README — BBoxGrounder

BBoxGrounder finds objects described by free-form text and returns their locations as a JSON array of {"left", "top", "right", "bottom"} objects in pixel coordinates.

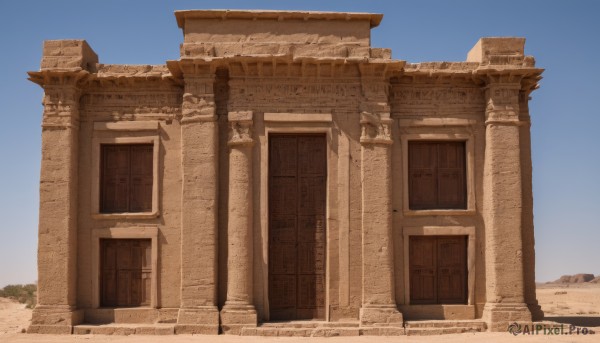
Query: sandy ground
[{"left": 0, "top": 285, "right": 599, "bottom": 342}]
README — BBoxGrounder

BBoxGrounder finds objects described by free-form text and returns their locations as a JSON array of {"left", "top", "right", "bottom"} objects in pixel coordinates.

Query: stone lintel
[
  {"left": 93, "top": 121, "right": 159, "bottom": 131},
  {"left": 264, "top": 112, "right": 332, "bottom": 123}
]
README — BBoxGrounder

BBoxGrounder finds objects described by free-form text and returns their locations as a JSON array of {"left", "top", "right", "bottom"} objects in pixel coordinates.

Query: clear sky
[{"left": 0, "top": 0, "right": 598, "bottom": 287}]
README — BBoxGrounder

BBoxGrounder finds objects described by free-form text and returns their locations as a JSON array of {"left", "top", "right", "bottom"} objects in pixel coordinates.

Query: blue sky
[{"left": 0, "top": 0, "right": 598, "bottom": 287}]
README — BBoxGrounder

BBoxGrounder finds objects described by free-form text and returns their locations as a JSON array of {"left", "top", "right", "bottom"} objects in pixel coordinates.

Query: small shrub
[{"left": 0, "top": 283, "right": 37, "bottom": 308}]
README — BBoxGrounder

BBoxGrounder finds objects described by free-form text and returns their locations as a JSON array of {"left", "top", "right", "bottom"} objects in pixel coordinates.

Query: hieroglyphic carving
[
  {"left": 42, "top": 85, "right": 81, "bottom": 129},
  {"left": 393, "top": 87, "right": 485, "bottom": 107},
  {"left": 228, "top": 80, "right": 363, "bottom": 111},
  {"left": 231, "top": 81, "right": 362, "bottom": 99},
  {"left": 360, "top": 111, "right": 392, "bottom": 145},
  {"left": 228, "top": 111, "right": 253, "bottom": 146}
]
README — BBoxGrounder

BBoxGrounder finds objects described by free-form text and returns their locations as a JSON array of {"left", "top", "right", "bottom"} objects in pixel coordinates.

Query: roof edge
[{"left": 174, "top": 9, "right": 383, "bottom": 28}]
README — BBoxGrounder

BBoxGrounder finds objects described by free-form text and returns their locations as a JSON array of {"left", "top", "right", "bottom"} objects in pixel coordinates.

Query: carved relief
[
  {"left": 485, "top": 83, "right": 521, "bottom": 124},
  {"left": 393, "top": 87, "right": 485, "bottom": 107},
  {"left": 42, "top": 85, "right": 81, "bottom": 129},
  {"left": 360, "top": 111, "right": 393, "bottom": 145},
  {"left": 228, "top": 111, "right": 253, "bottom": 146},
  {"left": 231, "top": 82, "right": 362, "bottom": 99},
  {"left": 181, "top": 77, "right": 216, "bottom": 122}
]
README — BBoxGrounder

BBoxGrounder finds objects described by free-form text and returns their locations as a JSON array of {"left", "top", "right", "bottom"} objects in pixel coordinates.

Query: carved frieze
[
  {"left": 360, "top": 111, "right": 393, "bottom": 145},
  {"left": 80, "top": 91, "right": 181, "bottom": 119},
  {"left": 228, "top": 111, "right": 253, "bottom": 146},
  {"left": 392, "top": 87, "right": 485, "bottom": 107},
  {"left": 228, "top": 80, "right": 362, "bottom": 111}
]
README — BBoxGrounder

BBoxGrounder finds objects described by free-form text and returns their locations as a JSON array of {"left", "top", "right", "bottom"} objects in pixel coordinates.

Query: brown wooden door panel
[
  {"left": 269, "top": 178, "right": 297, "bottom": 215},
  {"left": 101, "top": 239, "right": 152, "bottom": 307},
  {"left": 409, "top": 236, "right": 467, "bottom": 305},
  {"left": 408, "top": 141, "right": 466, "bottom": 210},
  {"left": 101, "top": 270, "right": 117, "bottom": 306},
  {"left": 269, "top": 134, "right": 326, "bottom": 321},
  {"left": 299, "top": 177, "right": 326, "bottom": 215},
  {"left": 101, "top": 144, "right": 153, "bottom": 213},
  {"left": 409, "top": 237, "right": 436, "bottom": 304},
  {"left": 437, "top": 237, "right": 467, "bottom": 303},
  {"left": 298, "top": 136, "right": 327, "bottom": 175},
  {"left": 270, "top": 215, "right": 297, "bottom": 243}
]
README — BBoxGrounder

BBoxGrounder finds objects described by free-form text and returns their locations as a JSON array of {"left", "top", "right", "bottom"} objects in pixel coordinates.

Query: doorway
[
  {"left": 409, "top": 235, "right": 467, "bottom": 304},
  {"left": 268, "top": 134, "right": 327, "bottom": 320}
]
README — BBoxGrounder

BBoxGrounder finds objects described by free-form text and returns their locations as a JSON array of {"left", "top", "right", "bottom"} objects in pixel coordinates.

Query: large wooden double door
[
  {"left": 268, "top": 134, "right": 326, "bottom": 320},
  {"left": 409, "top": 236, "right": 467, "bottom": 304}
]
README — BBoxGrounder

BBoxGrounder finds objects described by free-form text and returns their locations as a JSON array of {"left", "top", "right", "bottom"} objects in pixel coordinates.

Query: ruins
[{"left": 27, "top": 9, "right": 544, "bottom": 335}]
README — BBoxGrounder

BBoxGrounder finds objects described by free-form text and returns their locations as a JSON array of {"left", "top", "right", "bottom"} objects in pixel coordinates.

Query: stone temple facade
[{"left": 27, "top": 10, "right": 544, "bottom": 335}]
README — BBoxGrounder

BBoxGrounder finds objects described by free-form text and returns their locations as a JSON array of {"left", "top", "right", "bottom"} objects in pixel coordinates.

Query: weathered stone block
[
  {"left": 467, "top": 37, "right": 525, "bottom": 64},
  {"left": 41, "top": 40, "right": 98, "bottom": 70}
]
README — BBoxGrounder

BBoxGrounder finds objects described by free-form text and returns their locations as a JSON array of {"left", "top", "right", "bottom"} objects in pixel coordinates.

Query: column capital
[
  {"left": 484, "top": 81, "right": 522, "bottom": 126},
  {"left": 29, "top": 70, "right": 88, "bottom": 130},
  {"left": 181, "top": 73, "right": 216, "bottom": 123},
  {"left": 228, "top": 111, "right": 254, "bottom": 146},
  {"left": 360, "top": 111, "right": 393, "bottom": 145}
]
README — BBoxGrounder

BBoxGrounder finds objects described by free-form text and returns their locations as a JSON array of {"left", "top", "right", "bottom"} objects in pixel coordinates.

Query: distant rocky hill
[{"left": 550, "top": 274, "right": 595, "bottom": 284}]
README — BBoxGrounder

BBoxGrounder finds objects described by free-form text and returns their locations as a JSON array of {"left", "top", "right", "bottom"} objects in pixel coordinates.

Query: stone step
[
  {"left": 405, "top": 320, "right": 486, "bottom": 336},
  {"left": 241, "top": 326, "right": 361, "bottom": 337},
  {"left": 73, "top": 324, "right": 175, "bottom": 335},
  {"left": 405, "top": 320, "right": 487, "bottom": 329},
  {"left": 260, "top": 321, "right": 360, "bottom": 328}
]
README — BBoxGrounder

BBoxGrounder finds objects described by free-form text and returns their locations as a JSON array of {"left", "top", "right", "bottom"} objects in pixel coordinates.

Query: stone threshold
[
  {"left": 404, "top": 319, "right": 487, "bottom": 336},
  {"left": 72, "top": 320, "right": 490, "bottom": 336},
  {"left": 74, "top": 323, "right": 175, "bottom": 335}
]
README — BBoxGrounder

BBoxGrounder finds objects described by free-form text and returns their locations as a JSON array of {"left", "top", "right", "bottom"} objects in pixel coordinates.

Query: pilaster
[
  {"left": 176, "top": 70, "right": 220, "bottom": 334},
  {"left": 220, "top": 111, "right": 257, "bottom": 335},
  {"left": 481, "top": 78, "right": 532, "bottom": 331},
  {"left": 358, "top": 111, "right": 403, "bottom": 327},
  {"left": 519, "top": 90, "right": 544, "bottom": 321},
  {"left": 27, "top": 40, "right": 95, "bottom": 335}
]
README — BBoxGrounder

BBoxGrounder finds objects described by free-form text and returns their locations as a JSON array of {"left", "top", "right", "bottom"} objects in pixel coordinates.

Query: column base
[
  {"left": 482, "top": 303, "right": 532, "bottom": 332},
  {"left": 220, "top": 305, "right": 257, "bottom": 335},
  {"left": 176, "top": 306, "right": 219, "bottom": 335},
  {"left": 528, "top": 302, "right": 545, "bottom": 321},
  {"left": 28, "top": 305, "right": 83, "bottom": 334},
  {"left": 359, "top": 305, "right": 403, "bottom": 327}
]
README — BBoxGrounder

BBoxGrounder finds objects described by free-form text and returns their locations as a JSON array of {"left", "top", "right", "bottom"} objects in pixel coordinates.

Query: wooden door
[
  {"left": 101, "top": 239, "right": 152, "bottom": 307},
  {"left": 408, "top": 141, "right": 466, "bottom": 210},
  {"left": 269, "top": 134, "right": 326, "bottom": 321},
  {"left": 409, "top": 236, "right": 467, "bottom": 304}
]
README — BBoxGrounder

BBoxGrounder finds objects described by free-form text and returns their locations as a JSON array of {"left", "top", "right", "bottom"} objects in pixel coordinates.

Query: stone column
[
  {"left": 220, "top": 111, "right": 257, "bottom": 334},
  {"left": 27, "top": 40, "right": 96, "bottom": 334},
  {"left": 519, "top": 91, "right": 544, "bottom": 321},
  {"left": 177, "top": 73, "right": 220, "bottom": 334},
  {"left": 359, "top": 112, "right": 403, "bottom": 328},
  {"left": 481, "top": 80, "right": 532, "bottom": 331}
]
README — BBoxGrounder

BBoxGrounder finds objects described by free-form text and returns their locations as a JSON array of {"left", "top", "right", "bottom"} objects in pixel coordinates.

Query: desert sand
[{"left": 1, "top": 284, "right": 599, "bottom": 342}]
